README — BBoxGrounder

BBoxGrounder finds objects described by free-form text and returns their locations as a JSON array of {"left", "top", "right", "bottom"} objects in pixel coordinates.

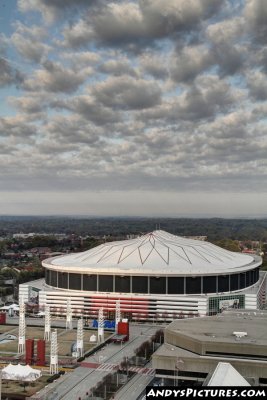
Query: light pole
[
  {"left": 77, "top": 318, "right": 84, "bottom": 357},
  {"left": 126, "top": 356, "right": 129, "bottom": 377},
  {"left": 50, "top": 329, "right": 58, "bottom": 375},
  {"left": 66, "top": 299, "right": 72, "bottom": 330},
  {"left": 18, "top": 297, "right": 26, "bottom": 355},
  {"left": 98, "top": 307, "right": 104, "bottom": 343},
  {"left": 174, "top": 358, "right": 184, "bottom": 386},
  {"left": 44, "top": 304, "right": 51, "bottom": 341},
  {"left": 115, "top": 300, "right": 121, "bottom": 333}
]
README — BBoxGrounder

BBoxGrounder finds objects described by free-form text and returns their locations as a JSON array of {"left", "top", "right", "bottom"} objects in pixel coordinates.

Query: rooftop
[
  {"left": 165, "top": 310, "right": 267, "bottom": 358},
  {"left": 207, "top": 362, "right": 250, "bottom": 386},
  {"left": 43, "top": 230, "right": 260, "bottom": 275}
]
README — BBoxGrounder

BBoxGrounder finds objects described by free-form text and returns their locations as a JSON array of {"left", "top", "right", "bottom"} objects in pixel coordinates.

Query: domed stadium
[{"left": 20, "top": 231, "right": 265, "bottom": 320}]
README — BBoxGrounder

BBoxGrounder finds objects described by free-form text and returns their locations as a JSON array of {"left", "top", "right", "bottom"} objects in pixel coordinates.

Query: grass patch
[
  {"left": 2, "top": 375, "right": 49, "bottom": 399},
  {"left": 0, "top": 325, "right": 17, "bottom": 333},
  {"left": 0, "top": 325, "right": 112, "bottom": 359}
]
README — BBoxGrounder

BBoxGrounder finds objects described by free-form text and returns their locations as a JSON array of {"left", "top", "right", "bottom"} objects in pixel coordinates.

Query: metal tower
[
  {"left": 115, "top": 299, "right": 121, "bottom": 332},
  {"left": 18, "top": 297, "right": 26, "bottom": 354},
  {"left": 66, "top": 298, "right": 72, "bottom": 330},
  {"left": 50, "top": 329, "right": 58, "bottom": 375},
  {"left": 98, "top": 307, "right": 104, "bottom": 343},
  {"left": 44, "top": 305, "right": 51, "bottom": 341},
  {"left": 76, "top": 318, "right": 84, "bottom": 357}
]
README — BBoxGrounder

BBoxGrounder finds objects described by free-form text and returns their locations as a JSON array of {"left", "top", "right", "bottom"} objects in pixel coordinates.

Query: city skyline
[{"left": 0, "top": 0, "right": 267, "bottom": 217}]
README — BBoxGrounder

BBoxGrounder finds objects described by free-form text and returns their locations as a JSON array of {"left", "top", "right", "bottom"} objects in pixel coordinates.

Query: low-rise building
[{"left": 152, "top": 310, "right": 267, "bottom": 386}]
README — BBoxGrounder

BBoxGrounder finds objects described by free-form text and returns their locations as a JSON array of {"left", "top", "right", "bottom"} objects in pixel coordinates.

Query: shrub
[
  {"left": 59, "top": 370, "right": 65, "bottom": 375},
  {"left": 47, "top": 373, "right": 60, "bottom": 383}
]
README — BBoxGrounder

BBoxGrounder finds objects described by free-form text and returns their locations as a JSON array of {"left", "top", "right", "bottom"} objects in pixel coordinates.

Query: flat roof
[
  {"left": 153, "top": 342, "right": 199, "bottom": 359},
  {"left": 20, "top": 278, "right": 46, "bottom": 290},
  {"left": 165, "top": 310, "right": 267, "bottom": 358},
  {"left": 167, "top": 311, "right": 267, "bottom": 346}
]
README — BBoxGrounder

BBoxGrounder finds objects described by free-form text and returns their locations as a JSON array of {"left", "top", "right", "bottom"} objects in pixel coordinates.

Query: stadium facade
[{"left": 19, "top": 231, "right": 265, "bottom": 321}]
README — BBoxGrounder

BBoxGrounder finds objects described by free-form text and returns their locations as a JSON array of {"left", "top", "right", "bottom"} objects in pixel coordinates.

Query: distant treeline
[{"left": 1, "top": 216, "right": 267, "bottom": 241}]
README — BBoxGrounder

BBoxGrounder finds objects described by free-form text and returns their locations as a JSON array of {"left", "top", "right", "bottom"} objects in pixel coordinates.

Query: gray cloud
[
  {"left": 177, "top": 75, "right": 239, "bottom": 120},
  {"left": 1, "top": 0, "right": 267, "bottom": 218},
  {"left": 60, "top": 19, "right": 95, "bottom": 48},
  {"left": 210, "top": 43, "right": 245, "bottom": 77},
  {"left": 8, "top": 94, "right": 50, "bottom": 115},
  {"left": 139, "top": 52, "right": 168, "bottom": 79},
  {"left": 138, "top": 75, "right": 238, "bottom": 123},
  {"left": 244, "top": 0, "right": 267, "bottom": 44},
  {"left": 60, "top": 0, "right": 224, "bottom": 49},
  {"left": 170, "top": 45, "right": 213, "bottom": 82},
  {"left": 203, "top": 111, "right": 252, "bottom": 140},
  {"left": 98, "top": 59, "right": 137, "bottom": 77},
  {"left": 62, "top": 51, "right": 100, "bottom": 67},
  {"left": 22, "top": 60, "right": 88, "bottom": 93},
  {"left": 18, "top": 0, "right": 99, "bottom": 23},
  {"left": 44, "top": 114, "right": 103, "bottom": 146},
  {"left": 206, "top": 17, "right": 246, "bottom": 76},
  {"left": 139, "top": 0, "right": 223, "bottom": 37},
  {"left": 0, "top": 57, "right": 23, "bottom": 87},
  {"left": 256, "top": 47, "right": 267, "bottom": 73},
  {"left": 247, "top": 70, "right": 267, "bottom": 101},
  {"left": 0, "top": 115, "right": 37, "bottom": 138},
  {"left": 10, "top": 23, "right": 50, "bottom": 63},
  {"left": 12, "top": 34, "right": 50, "bottom": 63},
  {"left": 56, "top": 95, "right": 122, "bottom": 125},
  {"left": 92, "top": 76, "right": 162, "bottom": 110},
  {"left": 207, "top": 17, "right": 245, "bottom": 45}
]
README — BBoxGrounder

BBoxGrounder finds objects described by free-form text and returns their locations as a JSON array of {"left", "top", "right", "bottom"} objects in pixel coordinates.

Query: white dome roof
[{"left": 43, "top": 230, "right": 260, "bottom": 276}]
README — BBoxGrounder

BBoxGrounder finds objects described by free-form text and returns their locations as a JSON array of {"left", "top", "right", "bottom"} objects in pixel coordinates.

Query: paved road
[
  {"left": 113, "top": 362, "right": 154, "bottom": 400},
  {"left": 6, "top": 316, "right": 78, "bottom": 329},
  {"left": 33, "top": 324, "right": 161, "bottom": 400}
]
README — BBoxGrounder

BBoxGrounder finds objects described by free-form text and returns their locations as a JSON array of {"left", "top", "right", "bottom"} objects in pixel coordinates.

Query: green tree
[{"left": 212, "top": 239, "right": 240, "bottom": 252}]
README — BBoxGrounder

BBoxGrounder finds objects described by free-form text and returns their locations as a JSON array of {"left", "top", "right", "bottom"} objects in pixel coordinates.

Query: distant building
[
  {"left": 30, "top": 247, "right": 51, "bottom": 254},
  {"left": 13, "top": 233, "right": 36, "bottom": 239},
  {"left": 242, "top": 249, "right": 257, "bottom": 254},
  {"left": 183, "top": 236, "right": 207, "bottom": 241},
  {"left": 19, "top": 230, "right": 265, "bottom": 321}
]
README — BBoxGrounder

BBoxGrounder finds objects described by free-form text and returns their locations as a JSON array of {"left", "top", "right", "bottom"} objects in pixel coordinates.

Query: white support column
[
  {"left": 66, "top": 298, "right": 72, "bottom": 330},
  {"left": 19, "top": 295, "right": 25, "bottom": 312},
  {"left": 98, "top": 307, "right": 104, "bottom": 343},
  {"left": 44, "top": 305, "right": 51, "bottom": 341},
  {"left": 76, "top": 318, "right": 84, "bottom": 357},
  {"left": 18, "top": 297, "right": 26, "bottom": 355},
  {"left": 50, "top": 329, "right": 58, "bottom": 375},
  {"left": 115, "top": 299, "right": 121, "bottom": 333}
]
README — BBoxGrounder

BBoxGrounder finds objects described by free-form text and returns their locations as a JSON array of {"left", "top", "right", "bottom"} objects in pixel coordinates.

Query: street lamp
[{"left": 174, "top": 358, "right": 184, "bottom": 386}]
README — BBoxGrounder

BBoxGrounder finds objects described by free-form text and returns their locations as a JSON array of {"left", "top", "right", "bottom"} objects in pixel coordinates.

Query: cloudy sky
[{"left": 0, "top": 0, "right": 267, "bottom": 217}]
